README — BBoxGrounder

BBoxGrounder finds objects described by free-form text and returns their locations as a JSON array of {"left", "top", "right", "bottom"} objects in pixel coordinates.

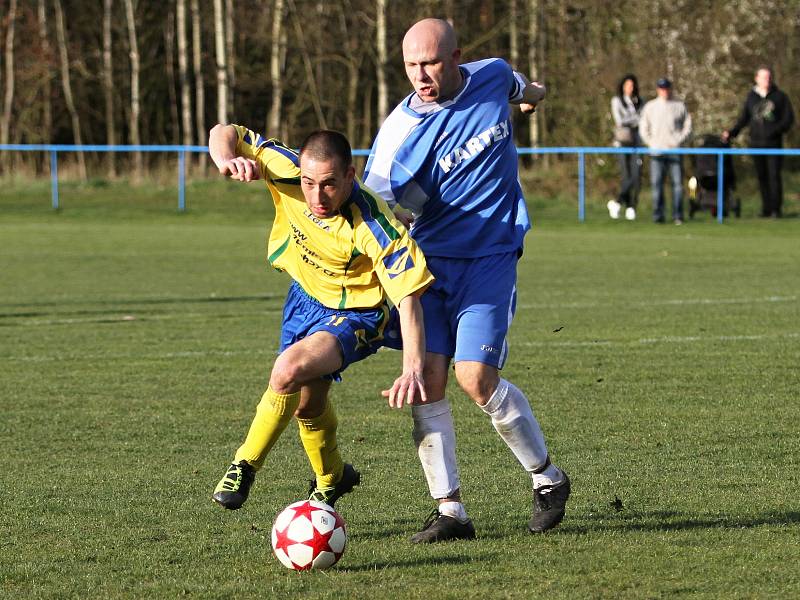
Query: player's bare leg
[
  {"left": 269, "top": 331, "right": 344, "bottom": 394},
  {"left": 213, "top": 332, "right": 357, "bottom": 509},
  {"left": 454, "top": 360, "right": 570, "bottom": 533},
  {"left": 410, "top": 352, "right": 476, "bottom": 543}
]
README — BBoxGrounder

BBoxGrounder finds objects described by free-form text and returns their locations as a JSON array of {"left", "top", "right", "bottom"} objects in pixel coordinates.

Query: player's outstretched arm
[
  {"left": 382, "top": 292, "right": 426, "bottom": 409},
  {"left": 512, "top": 71, "right": 546, "bottom": 115},
  {"left": 208, "top": 123, "right": 262, "bottom": 182}
]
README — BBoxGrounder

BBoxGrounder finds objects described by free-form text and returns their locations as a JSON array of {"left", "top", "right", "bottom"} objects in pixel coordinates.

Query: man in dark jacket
[{"left": 723, "top": 66, "right": 795, "bottom": 217}]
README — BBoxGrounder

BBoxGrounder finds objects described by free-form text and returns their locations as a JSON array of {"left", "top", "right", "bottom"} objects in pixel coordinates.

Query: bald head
[
  {"left": 402, "top": 19, "right": 463, "bottom": 102},
  {"left": 403, "top": 18, "right": 458, "bottom": 55}
]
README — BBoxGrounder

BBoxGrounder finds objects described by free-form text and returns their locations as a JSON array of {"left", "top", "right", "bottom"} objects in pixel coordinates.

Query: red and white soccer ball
[{"left": 271, "top": 500, "right": 347, "bottom": 570}]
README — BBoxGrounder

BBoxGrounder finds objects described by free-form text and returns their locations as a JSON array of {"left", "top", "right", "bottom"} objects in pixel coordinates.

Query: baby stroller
[{"left": 688, "top": 134, "right": 740, "bottom": 218}]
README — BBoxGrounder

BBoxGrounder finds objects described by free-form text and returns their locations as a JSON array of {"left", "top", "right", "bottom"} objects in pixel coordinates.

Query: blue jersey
[{"left": 364, "top": 58, "right": 531, "bottom": 258}]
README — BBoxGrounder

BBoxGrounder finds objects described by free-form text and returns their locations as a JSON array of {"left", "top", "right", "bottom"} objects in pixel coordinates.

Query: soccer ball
[{"left": 271, "top": 500, "right": 347, "bottom": 570}]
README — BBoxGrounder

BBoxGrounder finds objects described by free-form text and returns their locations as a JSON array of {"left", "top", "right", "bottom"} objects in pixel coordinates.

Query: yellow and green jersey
[{"left": 232, "top": 125, "right": 434, "bottom": 310}]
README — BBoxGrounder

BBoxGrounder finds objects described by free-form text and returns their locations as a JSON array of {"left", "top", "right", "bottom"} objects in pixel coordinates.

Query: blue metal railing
[
  {"left": 1, "top": 144, "right": 206, "bottom": 212},
  {"left": 517, "top": 146, "right": 800, "bottom": 223},
  {"left": 1, "top": 144, "right": 797, "bottom": 222}
]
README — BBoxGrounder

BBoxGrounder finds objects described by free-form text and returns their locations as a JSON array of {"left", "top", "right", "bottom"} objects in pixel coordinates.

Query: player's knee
[
  {"left": 454, "top": 363, "right": 499, "bottom": 405},
  {"left": 269, "top": 359, "right": 306, "bottom": 394},
  {"left": 457, "top": 378, "right": 491, "bottom": 404}
]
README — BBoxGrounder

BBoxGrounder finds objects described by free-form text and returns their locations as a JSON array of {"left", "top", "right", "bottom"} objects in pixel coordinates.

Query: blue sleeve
[{"left": 363, "top": 104, "right": 423, "bottom": 209}]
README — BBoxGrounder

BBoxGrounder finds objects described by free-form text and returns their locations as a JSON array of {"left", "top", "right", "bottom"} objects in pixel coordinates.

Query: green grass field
[{"left": 2, "top": 177, "right": 800, "bottom": 599}]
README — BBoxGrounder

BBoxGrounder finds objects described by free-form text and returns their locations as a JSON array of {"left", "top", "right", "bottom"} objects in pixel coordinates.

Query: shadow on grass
[
  {"left": 0, "top": 293, "right": 283, "bottom": 314},
  {"left": 341, "top": 551, "right": 500, "bottom": 573},
  {"left": 351, "top": 517, "right": 426, "bottom": 542},
  {"left": 354, "top": 517, "right": 519, "bottom": 543},
  {"left": 563, "top": 510, "right": 800, "bottom": 534},
  {"left": 0, "top": 295, "right": 288, "bottom": 325}
]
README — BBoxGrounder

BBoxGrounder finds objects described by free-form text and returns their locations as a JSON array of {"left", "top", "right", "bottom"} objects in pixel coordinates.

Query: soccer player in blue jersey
[{"left": 364, "top": 18, "right": 571, "bottom": 542}]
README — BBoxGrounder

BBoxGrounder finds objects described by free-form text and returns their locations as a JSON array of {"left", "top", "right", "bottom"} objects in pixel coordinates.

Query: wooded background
[{"left": 2, "top": 0, "right": 798, "bottom": 177}]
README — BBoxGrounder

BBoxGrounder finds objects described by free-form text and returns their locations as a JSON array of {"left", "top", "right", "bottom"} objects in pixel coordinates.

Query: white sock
[
  {"left": 481, "top": 379, "right": 562, "bottom": 489},
  {"left": 438, "top": 500, "right": 469, "bottom": 523},
  {"left": 411, "top": 399, "right": 461, "bottom": 500},
  {"left": 532, "top": 465, "right": 564, "bottom": 490}
]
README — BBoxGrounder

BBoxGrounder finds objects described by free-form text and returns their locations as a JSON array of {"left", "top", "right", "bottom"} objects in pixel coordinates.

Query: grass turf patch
[{"left": 2, "top": 178, "right": 799, "bottom": 598}]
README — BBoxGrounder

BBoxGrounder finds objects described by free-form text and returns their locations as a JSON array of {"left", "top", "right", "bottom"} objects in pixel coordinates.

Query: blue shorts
[
  {"left": 280, "top": 281, "right": 399, "bottom": 380},
  {"left": 421, "top": 251, "right": 518, "bottom": 368}
]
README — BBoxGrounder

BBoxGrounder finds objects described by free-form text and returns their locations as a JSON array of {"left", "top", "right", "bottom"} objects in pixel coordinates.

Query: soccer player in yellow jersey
[{"left": 209, "top": 125, "right": 433, "bottom": 510}]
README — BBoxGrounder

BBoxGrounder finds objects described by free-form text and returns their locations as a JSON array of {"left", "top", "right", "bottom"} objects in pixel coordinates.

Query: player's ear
[
  {"left": 452, "top": 48, "right": 461, "bottom": 63},
  {"left": 345, "top": 165, "right": 355, "bottom": 183}
]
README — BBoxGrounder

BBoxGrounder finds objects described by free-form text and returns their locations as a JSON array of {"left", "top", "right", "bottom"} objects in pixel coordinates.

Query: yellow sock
[
  {"left": 296, "top": 400, "right": 343, "bottom": 489},
  {"left": 234, "top": 387, "right": 300, "bottom": 470}
]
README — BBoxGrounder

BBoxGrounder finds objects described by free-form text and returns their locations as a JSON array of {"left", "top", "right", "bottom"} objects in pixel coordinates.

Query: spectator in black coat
[{"left": 723, "top": 66, "right": 795, "bottom": 218}]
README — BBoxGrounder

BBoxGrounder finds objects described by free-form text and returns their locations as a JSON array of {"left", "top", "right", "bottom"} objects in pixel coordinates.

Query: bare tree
[
  {"left": 177, "top": 0, "right": 193, "bottom": 148},
  {"left": 443, "top": 0, "right": 455, "bottom": 24},
  {"left": 509, "top": 0, "right": 518, "bottom": 65},
  {"left": 360, "top": 74, "right": 373, "bottom": 151},
  {"left": 376, "top": 0, "right": 388, "bottom": 125},
  {"left": 1, "top": 0, "right": 799, "bottom": 176},
  {"left": 336, "top": 2, "right": 362, "bottom": 143},
  {"left": 123, "top": 0, "right": 142, "bottom": 179},
  {"left": 213, "top": 0, "right": 228, "bottom": 125},
  {"left": 287, "top": 0, "right": 326, "bottom": 128},
  {"left": 225, "top": 0, "right": 235, "bottom": 117},
  {"left": 527, "top": 0, "right": 541, "bottom": 152},
  {"left": 1, "top": 0, "right": 18, "bottom": 154},
  {"left": 164, "top": 8, "right": 179, "bottom": 144},
  {"left": 103, "top": 0, "right": 116, "bottom": 176},
  {"left": 37, "top": 0, "right": 52, "bottom": 144},
  {"left": 267, "top": 0, "right": 285, "bottom": 136},
  {"left": 53, "top": 0, "right": 86, "bottom": 180},
  {"left": 191, "top": 0, "right": 206, "bottom": 169}
]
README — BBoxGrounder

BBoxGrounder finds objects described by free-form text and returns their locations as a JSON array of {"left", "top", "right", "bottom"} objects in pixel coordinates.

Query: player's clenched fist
[{"left": 221, "top": 156, "right": 261, "bottom": 182}]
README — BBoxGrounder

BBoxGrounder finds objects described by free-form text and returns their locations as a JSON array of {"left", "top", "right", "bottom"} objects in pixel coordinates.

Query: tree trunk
[
  {"left": 267, "top": 0, "right": 285, "bottom": 136},
  {"left": 37, "top": 0, "right": 52, "bottom": 146},
  {"left": 509, "top": 0, "right": 520, "bottom": 151},
  {"left": 287, "top": 0, "right": 326, "bottom": 128},
  {"left": 213, "top": 0, "right": 228, "bottom": 125},
  {"left": 177, "top": 0, "right": 192, "bottom": 149},
  {"left": 336, "top": 1, "right": 361, "bottom": 144},
  {"left": 103, "top": 0, "right": 116, "bottom": 177},
  {"left": 1, "top": 0, "right": 17, "bottom": 156},
  {"left": 527, "top": 0, "right": 541, "bottom": 156},
  {"left": 53, "top": 0, "right": 87, "bottom": 180},
  {"left": 191, "top": 0, "right": 206, "bottom": 170},
  {"left": 376, "top": 0, "right": 388, "bottom": 125},
  {"left": 509, "top": 0, "right": 518, "bottom": 66},
  {"left": 443, "top": 0, "right": 455, "bottom": 24},
  {"left": 124, "top": 0, "right": 142, "bottom": 180},
  {"left": 164, "top": 8, "right": 179, "bottom": 144},
  {"left": 360, "top": 77, "right": 373, "bottom": 151},
  {"left": 357, "top": 78, "right": 373, "bottom": 172},
  {"left": 225, "top": 0, "right": 234, "bottom": 117}
]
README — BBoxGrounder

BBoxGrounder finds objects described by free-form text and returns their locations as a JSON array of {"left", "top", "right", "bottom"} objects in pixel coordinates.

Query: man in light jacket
[{"left": 639, "top": 78, "right": 693, "bottom": 224}]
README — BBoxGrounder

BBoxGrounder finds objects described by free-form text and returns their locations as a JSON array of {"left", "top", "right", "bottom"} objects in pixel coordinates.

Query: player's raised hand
[
  {"left": 221, "top": 156, "right": 261, "bottom": 182},
  {"left": 519, "top": 80, "right": 545, "bottom": 114},
  {"left": 392, "top": 206, "right": 415, "bottom": 229},
  {"left": 382, "top": 370, "right": 427, "bottom": 409}
]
